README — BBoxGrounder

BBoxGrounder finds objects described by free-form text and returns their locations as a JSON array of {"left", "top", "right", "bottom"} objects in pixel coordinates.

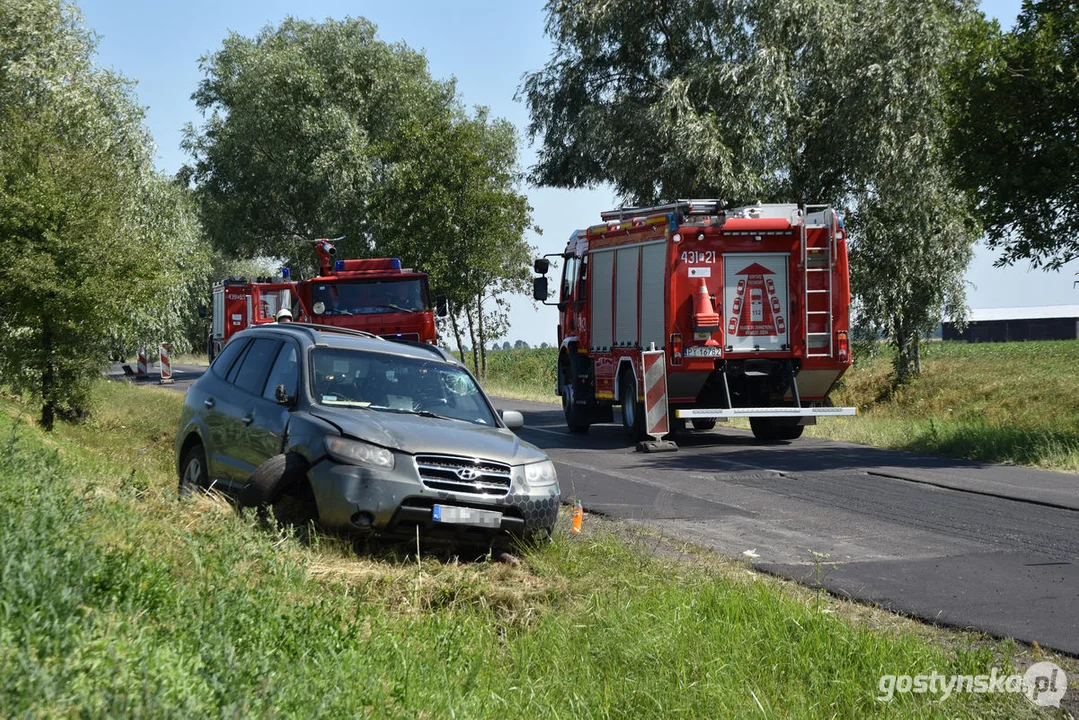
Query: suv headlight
[
  {"left": 324, "top": 436, "right": 395, "bottom": 469},
  {"left": 512, "top": 459, "right": 557, "bottom": 490}
]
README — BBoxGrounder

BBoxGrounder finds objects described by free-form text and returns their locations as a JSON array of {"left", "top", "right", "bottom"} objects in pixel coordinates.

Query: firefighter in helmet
[{"left": 275, "top": 308, "right": 293, "bottom": 323}]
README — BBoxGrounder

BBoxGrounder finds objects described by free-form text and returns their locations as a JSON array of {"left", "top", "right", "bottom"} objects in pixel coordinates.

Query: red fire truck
[
  {"left": 532, "top": 200, "right": 856, "bottom": 442},
  {"left": 207, "top": 239, "right": 439, "bottom": 361}
]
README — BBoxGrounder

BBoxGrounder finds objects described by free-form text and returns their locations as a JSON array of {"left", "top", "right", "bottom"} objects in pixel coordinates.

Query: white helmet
[{"left": 275, "top": 308, "right": 293, "bottom": 322}]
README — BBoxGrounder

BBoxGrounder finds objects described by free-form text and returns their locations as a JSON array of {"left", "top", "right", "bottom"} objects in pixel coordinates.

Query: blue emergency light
[
  {"left": 334, "top": 260, "right": 345, "bottom": 272},
  {"left": 281, "top": 267, "right": 290, "bottom": 279}
]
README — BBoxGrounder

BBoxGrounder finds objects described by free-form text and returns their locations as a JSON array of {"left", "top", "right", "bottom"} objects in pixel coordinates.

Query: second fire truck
[
  {"left": 533, "top": 200, "right": 856, "bottom": 442},
  {"left": 208, "top": 239, "right": 439, "bottom": 361}
]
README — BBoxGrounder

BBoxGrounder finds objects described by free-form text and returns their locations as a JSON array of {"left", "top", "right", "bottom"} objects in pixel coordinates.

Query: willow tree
[
  {"left": 0, "top": 0, "right": 207, "bottom": 428},
  {"left": 522, "top": 0, "right": 980, "bottom": 381},
  {"left": 181, "top": 17, "right": 535, "bottom": 371}
]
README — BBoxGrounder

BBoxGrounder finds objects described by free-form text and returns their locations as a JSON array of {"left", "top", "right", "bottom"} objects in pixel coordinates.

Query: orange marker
[{"left": 571, "top": 500, "right": 583, "bottom": 534}]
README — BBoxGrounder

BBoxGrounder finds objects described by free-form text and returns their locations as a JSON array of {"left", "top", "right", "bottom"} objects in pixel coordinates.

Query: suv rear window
[
  {"left": 212, "top": 338, "right": 249, "bottom": 379},
  {"left": 232, "top": 339, "right": 282, "bottom": 396}
]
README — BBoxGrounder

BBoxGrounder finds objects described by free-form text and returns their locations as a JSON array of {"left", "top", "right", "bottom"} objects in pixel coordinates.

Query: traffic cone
[{"left": 693, "top": 280, "right": 720, "bottom": 332}]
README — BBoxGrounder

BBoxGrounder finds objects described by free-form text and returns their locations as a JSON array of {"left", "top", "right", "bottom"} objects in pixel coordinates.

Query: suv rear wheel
[{"left": 179, "top": 444, "right": 208, "bottom": 496}]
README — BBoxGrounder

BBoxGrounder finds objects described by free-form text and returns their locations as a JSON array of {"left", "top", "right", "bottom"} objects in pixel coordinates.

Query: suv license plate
[{"left": 432, "top": 504, "right": 503, "bottom": 529}]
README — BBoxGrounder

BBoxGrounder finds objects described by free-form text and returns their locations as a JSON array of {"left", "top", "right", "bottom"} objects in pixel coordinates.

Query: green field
[
  {"left": 0, "top": 380, "right": 1062, "bottom": 717},
  {"left": 478, "top": 341, "right": 1079, "bottom": 472}
]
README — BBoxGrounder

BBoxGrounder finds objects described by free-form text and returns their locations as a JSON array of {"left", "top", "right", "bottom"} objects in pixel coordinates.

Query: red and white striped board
[
  {"left": 159, "top": 342, "right": 173, "bottom": 384},
  {"left": 642, "top": 350, "right": 669, "bottom": 439},
  {"left": 137, "top": 348, "right": 148, "bottom": 376}
]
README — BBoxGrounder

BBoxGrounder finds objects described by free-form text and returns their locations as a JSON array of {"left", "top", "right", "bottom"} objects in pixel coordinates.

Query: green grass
[
  {"left": 476, "top": 341, "right": 1079, "bottom": 472},
  {"left": 0, "top": 380, "right": 1065, "bottom": 717},
  {"left": 806, "top": 340, "right": 1079, "bottom": 471},
  {"left": 468, "top": 347, "right": 558, "bottom": 402}
]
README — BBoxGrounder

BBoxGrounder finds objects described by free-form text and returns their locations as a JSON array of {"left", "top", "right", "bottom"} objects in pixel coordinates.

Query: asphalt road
[{"left": 117, "top": 363, "right": 1079, "bottom": 656}]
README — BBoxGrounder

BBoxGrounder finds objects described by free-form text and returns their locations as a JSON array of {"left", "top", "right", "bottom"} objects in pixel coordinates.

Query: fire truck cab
[
  {"left": 533, "top": 200, "right": 856, "bottom": 443},
  {"left": 208, "top": 239, "right": 438, "bottom": 361}
]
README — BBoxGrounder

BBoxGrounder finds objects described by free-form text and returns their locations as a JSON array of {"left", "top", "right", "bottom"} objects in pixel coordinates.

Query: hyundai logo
[{"left": 455, "top": 467, "right": 480, "bottom": 481}]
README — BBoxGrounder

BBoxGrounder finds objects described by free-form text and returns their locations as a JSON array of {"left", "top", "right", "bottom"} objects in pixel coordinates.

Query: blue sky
[{"left": 79, "top": 0, "right": 1076, "bottom": 346}]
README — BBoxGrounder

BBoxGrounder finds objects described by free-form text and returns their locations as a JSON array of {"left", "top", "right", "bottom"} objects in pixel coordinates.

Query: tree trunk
[
  {"left": 41, "top": 308, "right": 55, "bottom": 431},
  {"left": 892, "top": 319, "right": 921, "bottom": 385},
  {"left": 449, "top": 304, "right": 465, "bottom": 362},
  {"left": 477, "top": 294, "right": 487, "bottom": 378},
  {"left": 465, "top": 306, "right": 479, "bottom": 375}
]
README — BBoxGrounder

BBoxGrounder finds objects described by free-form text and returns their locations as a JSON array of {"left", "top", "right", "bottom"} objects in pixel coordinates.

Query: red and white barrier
[
  {"left": 159, "top": 342, "right": 174, "bottom": 384},
  {"left": 642, "top": 349, "right": 669, "bottom": 439},
  {"left": 137, "top": 348, "right": 148, "bottom": 377}
]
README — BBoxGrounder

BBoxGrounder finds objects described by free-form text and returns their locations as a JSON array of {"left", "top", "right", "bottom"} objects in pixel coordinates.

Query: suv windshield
[
  {"left": 310, "top": 348, "right": 496, "bottom": 426},
  {"left": 311, "top": 279, "right": 426, "bottom": 315}
]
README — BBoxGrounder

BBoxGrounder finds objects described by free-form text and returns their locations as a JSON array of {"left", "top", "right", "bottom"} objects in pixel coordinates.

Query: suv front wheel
[{"left": 240, "top": 453, "right": 318, "bottom": 527}]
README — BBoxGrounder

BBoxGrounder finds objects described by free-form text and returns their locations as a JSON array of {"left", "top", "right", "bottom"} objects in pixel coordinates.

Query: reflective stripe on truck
[{"left": 675, "top": 406, "right": 857, "bottom": 419}]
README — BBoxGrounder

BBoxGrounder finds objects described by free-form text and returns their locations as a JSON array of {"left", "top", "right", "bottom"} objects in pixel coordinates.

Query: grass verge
[{"left": 0, "top": 380, "right": 1071, "bottom": 717}]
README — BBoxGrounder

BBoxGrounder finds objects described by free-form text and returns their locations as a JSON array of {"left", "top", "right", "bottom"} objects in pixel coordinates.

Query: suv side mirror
[
  {"left": 532, "top": 277, "right": 549, "bottom": 302},
  {"left": 500, "top": 409, "right": 524, "bottom": 429},
  {"left": 275, "top": 384, "right": 295, "bottom": 406},
  {"left": 198, "top": 304, "right": 208, "bottom": 318}
]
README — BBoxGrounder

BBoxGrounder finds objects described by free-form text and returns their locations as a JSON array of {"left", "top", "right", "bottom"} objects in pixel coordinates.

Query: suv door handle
[
  {"left": 242, "top": 413, "right": 254, "bottom": 426},
  {"left": 204, "top": 398, "right": 215, "bottom": 409}
]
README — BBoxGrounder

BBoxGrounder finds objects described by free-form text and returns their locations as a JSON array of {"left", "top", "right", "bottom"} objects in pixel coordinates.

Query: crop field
[
  {"left": 478, "top": 341, "right": 1079, "bottom": 471},
  {"left": 0, "top": 380, "right": 1060, "bottom": 717}
]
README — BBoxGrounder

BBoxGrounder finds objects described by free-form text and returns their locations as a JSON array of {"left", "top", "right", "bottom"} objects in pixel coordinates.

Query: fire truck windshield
[{"left": 311, "top": 279, "right": 427, "bottom": 316}]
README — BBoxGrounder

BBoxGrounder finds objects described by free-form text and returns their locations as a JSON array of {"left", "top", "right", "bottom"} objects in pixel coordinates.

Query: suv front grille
[{"left": 414, "top": 455, "right": 512, "bottom": 496}]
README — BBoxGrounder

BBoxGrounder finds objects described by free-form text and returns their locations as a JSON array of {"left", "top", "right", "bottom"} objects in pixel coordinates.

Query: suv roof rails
[
  {"left": 386, "top": 338, "right": 459, "bottom": 363},
  {"left": 276, "top": 322, "right": 383, "bottom": 342}
]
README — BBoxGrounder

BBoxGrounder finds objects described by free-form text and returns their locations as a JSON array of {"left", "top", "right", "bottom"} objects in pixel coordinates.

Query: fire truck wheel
[
  {"left": 749, "top": 418, "right": 805, "bottom": 441},
  {"left": 691, "top": 419, "right": 717, "bottom": 431},
  {"left": 240, "top": 453, "right": 318, "bottom": 528},
  {"left": 562, "top": 382, "right": 591, "bottom": 433},
  {"left": 620, "top": 374, "right": 647, "bottom": 443}
]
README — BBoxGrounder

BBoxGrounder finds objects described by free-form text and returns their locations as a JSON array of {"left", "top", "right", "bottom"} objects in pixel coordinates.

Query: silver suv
[{"left": 174, "top": 324, "right": 560, "bottom": 545}]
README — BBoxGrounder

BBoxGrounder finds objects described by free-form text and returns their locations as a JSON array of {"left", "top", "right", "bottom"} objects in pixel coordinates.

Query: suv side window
[
  {"left": 226, "top": 341, "right": 253, "bottom": 384},
  {"left": 213, "top": 339, "right": 249, "bottom": 379},
  {"left": 261, "top": 343, "right": 299, "bottom": 401},
  {"left": 233, "top": 338, "right": 282, "bottom": 396}
]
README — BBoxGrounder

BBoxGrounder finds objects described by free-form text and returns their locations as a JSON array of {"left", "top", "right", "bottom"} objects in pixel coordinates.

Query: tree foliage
[
  {"left": 0, "top": 0, "right": 207, "bottom": 428},
  {"left": 182, "top": 17, "right": 535, "bottom": 375},
  {"left": 947, "top": 0, "right": 1079, "bottom": 270},
  {"left": 522, "top": 0, "right": 980, "bottom": 382}
]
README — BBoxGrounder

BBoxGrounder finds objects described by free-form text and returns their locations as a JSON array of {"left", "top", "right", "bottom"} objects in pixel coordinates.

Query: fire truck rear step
[{"left": 675, "top": 407, "right": 857, "bottom": 419}]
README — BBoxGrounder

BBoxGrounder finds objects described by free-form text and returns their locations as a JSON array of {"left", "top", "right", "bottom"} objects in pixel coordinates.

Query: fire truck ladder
[{"left": 801, "top": 205, "right": 835, "bottom": 358}]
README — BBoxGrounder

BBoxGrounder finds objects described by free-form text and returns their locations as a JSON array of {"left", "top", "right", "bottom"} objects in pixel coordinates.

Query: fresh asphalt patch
[{"left": 760, "top": 551, "right": 1078, "bottom": 657}]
